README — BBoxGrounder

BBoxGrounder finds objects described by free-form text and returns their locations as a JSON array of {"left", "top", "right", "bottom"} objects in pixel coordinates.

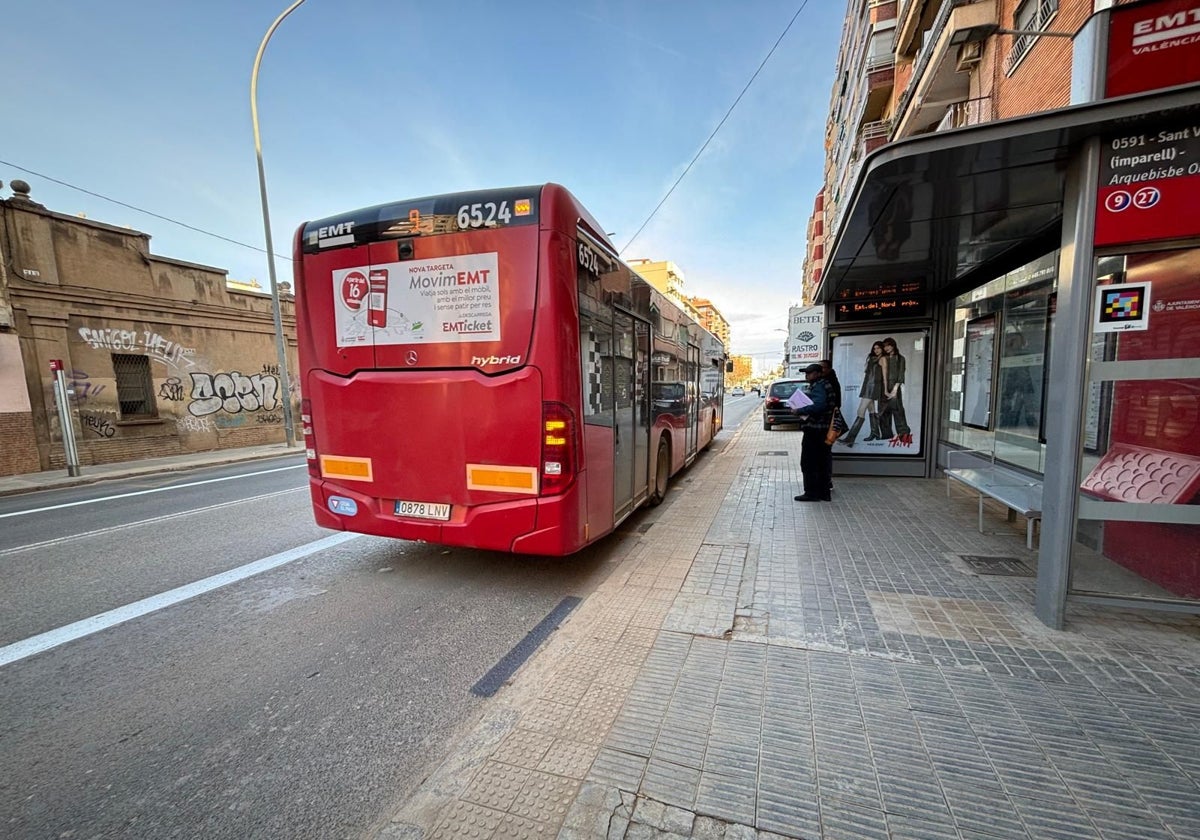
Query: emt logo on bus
[{"left": 308, "top": 221, "right": 356, "bottom": 249}]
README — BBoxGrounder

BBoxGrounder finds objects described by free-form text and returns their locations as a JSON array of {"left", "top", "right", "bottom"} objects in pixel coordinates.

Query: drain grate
[
  {"left": 636, "top": 522, "right": 654, "bottom": 534},
  {"left": 756, "top": 451, "right": 789, "bottom": 457},
  {"left": 960, "top": 555, "right": 1035, "bottom": 576}
]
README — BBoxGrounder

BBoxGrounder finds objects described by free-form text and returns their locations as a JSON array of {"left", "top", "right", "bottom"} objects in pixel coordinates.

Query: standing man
[{"left": 792, "top": 363, "right": 834, "bottom": 502}]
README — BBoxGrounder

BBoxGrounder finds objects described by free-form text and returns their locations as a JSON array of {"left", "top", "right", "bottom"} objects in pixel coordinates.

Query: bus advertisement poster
[{"left": 332, "top": 252, "right": 500, "bottom": 347}]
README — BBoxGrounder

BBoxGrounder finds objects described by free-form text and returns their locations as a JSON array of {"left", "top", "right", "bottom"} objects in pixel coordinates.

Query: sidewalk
[
  {"left": 0, "top": 442, "right": 302, "bottom": 498},
  {"left": 379, "top": 419, "right": 1200, "bottom": 840},
  {"left": 4, "top": 428, "right": 1198, "bottom": 838}
]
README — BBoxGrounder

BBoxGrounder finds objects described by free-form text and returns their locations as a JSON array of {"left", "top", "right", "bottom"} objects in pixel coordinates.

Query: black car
[{"left": 762, "top": 377, "right": 807, "bottom": 430}]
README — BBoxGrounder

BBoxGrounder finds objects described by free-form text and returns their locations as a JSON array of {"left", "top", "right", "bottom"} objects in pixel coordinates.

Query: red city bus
[{"left": 293, "top": 184, "right": 727, "bottom": 556}]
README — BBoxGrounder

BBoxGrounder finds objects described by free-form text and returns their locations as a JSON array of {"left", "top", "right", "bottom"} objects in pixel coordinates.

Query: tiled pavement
[{"left": 381, "top": 419, "right": 1200, "bottom": 840}]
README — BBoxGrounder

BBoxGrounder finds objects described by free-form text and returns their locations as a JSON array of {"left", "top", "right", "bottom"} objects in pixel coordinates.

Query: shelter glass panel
[{"left": 1071, "top": 247, "right": 1200, "bottom": 605}]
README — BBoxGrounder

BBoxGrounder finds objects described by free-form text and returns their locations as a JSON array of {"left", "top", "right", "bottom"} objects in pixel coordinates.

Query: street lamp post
[{"left": 250, "top": 0, "right": 306, "bottom": 448}]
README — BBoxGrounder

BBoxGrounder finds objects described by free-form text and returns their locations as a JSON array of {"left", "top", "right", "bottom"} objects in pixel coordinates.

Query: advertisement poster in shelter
[{"left": 829, "top": 330, "right": 925, "bottom": 454}]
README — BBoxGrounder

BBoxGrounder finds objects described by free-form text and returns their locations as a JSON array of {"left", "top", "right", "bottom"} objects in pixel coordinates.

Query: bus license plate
[{"left": 394, "top": 500, "right": 451, "bottom": 521}]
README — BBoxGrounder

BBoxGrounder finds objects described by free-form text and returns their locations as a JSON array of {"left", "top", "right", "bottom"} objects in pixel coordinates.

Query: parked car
[
  {"left": 730, "top": 386, "right": 745, "bottom": 397},
  {"left": 762, "top": 377, "right": 807, "bottom": 430}
]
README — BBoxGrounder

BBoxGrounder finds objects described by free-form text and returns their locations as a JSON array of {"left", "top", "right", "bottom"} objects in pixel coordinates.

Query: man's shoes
[{"left": 794, "top": 494, "right": 823, "bottom": 502}]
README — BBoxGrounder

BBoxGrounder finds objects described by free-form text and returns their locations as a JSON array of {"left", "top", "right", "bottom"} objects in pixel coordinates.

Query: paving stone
[
  {"left": 692, "top": 815, "right": 727, "bottom": 840},
  {"left": 641, "top": 757, "right": 701, "bottom": 809},
  {"left": 539, "top": 738, "right": 598, "bottom": 779},
  {"left": 631, "top": 797, "right": 665, "bottom": 828},
  {"left": 428, "top": 801, "right": 503, "bottom": 840},
  {"left": 695, "top": 771, "right": 757, "bottom": 826},
  {"left": 492, "top": 728, "right": 558, "bottom": 770},
  {"left": 509, "top": 772, "right": 579, "bottom": 825},
  {"left": 462, "top": 761, "right": 535, "bottom": 812}
]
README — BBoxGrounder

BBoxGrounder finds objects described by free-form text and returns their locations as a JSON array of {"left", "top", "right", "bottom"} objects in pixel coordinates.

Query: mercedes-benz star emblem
[{"left": 406, "top": 350, "right": 418, "bottom": 365}]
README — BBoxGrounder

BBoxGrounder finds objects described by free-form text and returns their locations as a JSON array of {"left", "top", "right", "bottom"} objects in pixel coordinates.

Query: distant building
[
  {"left": 227, "top": 277, "right": 265, "bottom": 293},
  {"left": 0, "top": 180, "right": 294, "bottom": 477},
  {"left": 628, "top": 259, "right": 732, "bottom": 350},
  {"left": 686, "top": 297, "right": 731, "bottom": 349},
  {"left": 628, "top": 259, "right": 702, "bottom": 323},
  {"left": 729, "top": 354, "right": 753, "bottom": 384}
]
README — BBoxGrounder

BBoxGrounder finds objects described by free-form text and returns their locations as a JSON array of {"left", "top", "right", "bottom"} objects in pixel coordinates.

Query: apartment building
[
  {"left": 806, "top": 0, "right": 1097, "bottom": 302},
  {"left": 629, "top": 259, "right": 732, "bottom": 349},
  {"left": 687, "top": 297, "right": 731, "bottom": 350},
  {"left": 803, "top": 0, "right": 1200, "bottom": 625}
]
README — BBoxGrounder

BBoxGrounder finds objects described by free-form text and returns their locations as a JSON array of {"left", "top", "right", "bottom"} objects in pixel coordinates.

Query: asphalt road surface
[{"left": 0, "top": 455, "right": 637, "bottom": 838}]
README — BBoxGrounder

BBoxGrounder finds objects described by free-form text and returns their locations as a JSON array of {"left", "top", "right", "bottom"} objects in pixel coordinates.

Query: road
[
  {"left": 0, "top": 402, "right": 760, "bottom": 839},
  {"left": 0, "top": 456, "right": 629, "bottom": 838}
]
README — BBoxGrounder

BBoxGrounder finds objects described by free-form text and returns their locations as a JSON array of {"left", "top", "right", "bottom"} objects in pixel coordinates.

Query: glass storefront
[
  {"left": 943, "top": 253, "right": 1057, "bottom": 473},
  {"left": 1072, "top": 246, "right": 1200, "bottom": 604}
]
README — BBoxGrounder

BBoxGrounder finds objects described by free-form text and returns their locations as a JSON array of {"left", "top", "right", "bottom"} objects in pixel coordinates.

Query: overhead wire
[
  {"left": 6, "top": 2, "right": 810, "bottom": 266},
  {"left": 0, "top": 158, "right": 291, "bottom": 262},
  {"left": 619, "top": 0, "right": 811, "bottom": 256}
]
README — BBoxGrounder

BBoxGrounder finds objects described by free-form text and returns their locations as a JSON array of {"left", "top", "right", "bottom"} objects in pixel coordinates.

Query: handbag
[{"left": 825, "top": 408, "right": 849, "bottom": 445}]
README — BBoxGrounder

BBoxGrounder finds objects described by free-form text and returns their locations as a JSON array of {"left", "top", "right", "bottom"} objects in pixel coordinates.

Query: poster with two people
[{"left": 829, "top": 330, "right": 925, "bottom": 453}]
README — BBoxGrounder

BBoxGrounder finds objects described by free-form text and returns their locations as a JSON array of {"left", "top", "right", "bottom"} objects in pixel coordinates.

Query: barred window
[
  {"left": 1006, "top": 0, "right": 1059, "bottom": 75},
  {"left": 112, "top": 354, "right": 157, "bottom": 418}
]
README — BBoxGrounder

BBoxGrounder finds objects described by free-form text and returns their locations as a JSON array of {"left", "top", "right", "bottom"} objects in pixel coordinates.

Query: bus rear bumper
[{"left": 309, "top": 481, "right": 586, "bottom": 555}]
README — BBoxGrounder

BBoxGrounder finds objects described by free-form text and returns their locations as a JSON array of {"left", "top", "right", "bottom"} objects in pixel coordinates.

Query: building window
[
  {"left": 1006, "top": 0, "right": 1059, "bottom": 74},
  {"left": 112, "top": 354, "right": 157, "bottom": 419}
]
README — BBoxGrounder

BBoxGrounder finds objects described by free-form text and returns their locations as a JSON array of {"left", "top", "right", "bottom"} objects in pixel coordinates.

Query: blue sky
[{"left": 3, "top": 1, "right": 840, "bottom": 361}]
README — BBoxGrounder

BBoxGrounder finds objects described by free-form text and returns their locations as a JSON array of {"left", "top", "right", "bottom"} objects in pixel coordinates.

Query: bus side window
[{"left": 579, "top": 306, "right": 614, "bottom": 428}]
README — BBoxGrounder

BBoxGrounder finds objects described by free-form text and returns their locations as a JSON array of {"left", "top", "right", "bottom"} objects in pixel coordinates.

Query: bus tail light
[
  {"left": 540, "top": 402, "right": 576, "bottom": 496},
  {"left": 301, "top": 399, "right": 319, "bottom": 478}
]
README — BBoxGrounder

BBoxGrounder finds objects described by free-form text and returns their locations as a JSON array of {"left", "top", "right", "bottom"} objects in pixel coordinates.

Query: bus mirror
[{"left": 725, "top": 361, "right": 733, "bottom": 372}]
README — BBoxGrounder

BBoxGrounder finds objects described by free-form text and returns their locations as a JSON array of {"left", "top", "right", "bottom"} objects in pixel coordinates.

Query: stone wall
[{"left": 0, "top": 183, "right": 295, "bottom": 475}]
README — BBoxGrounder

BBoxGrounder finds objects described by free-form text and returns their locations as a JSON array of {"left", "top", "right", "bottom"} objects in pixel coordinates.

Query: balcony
[
  {"left": 893, "top": 0, "right": 997, "bottom": 138},
  {"left": 860, "top": 119, "right": 893, "bottom": 157},
  {"left": 897, "top": 0, "right": 935, "bottom": 56},
  {"left": 864, "top": 22, "right": 897, "bottom": 123},
  {"left": 935, "top": 96, "right": 993, "bottom": 131}
]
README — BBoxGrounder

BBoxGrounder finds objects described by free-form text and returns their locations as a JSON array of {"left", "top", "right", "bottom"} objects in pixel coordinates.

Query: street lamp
[{"left": 251, "top": 0, "right": 306, "bottom": 448}]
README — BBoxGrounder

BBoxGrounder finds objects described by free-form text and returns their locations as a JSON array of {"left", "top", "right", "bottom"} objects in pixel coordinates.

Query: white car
[{"left": 730, "top": 386, "right": 745, "bottom": 397}]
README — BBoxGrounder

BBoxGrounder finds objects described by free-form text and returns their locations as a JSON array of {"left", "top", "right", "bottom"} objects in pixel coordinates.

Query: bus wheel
[{"left": 649, "top": 437, "right": 670, "bottom": 506}]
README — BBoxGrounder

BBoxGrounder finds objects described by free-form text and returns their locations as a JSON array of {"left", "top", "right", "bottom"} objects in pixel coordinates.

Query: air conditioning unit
[{"left": 956, "top": 40, "right": 983, "bottom": 72}]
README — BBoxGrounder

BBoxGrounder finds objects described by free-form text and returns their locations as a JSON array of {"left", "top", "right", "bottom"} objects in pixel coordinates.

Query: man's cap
[{"left": 803, "top": 363, "right": 824, "bottom": 374}]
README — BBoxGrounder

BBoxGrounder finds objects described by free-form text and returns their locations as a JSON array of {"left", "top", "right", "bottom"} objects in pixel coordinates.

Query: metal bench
[{"left": 945, "top": 451, "right": 1043, "bottom": 549}]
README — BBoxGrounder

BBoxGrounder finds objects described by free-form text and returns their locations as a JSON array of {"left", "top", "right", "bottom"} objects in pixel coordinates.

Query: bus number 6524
[{"left": 457, "top": 201, "right": 513, "bottom": 229}]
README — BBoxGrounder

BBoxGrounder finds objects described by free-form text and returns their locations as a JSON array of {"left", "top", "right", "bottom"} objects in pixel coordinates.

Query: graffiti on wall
[
  {"left": 158, "top": 377, "right": 185, "bottom": 402},
  {"left": 79, "top": 412, "right": 117, "bottom": 438},
  {"left": 176, "top": 415, "right": 214, "bottom": 434},
  {"left": 67, "top": 369, "right": 106, "bottom": 402},
  {"left": 71, "top": 322, "right": 289, "bottom": 438},
  {"left": 187, "top": 371, "right": 281, "bottom": 417},
  {"left": 78, "top": 327, "right": 197, "bottom": 368}
]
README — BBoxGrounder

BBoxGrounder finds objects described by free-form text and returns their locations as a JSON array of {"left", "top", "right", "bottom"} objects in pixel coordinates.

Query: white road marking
[
  {"left": 0, "top": 488, "right": 306, "bottom": 557},
  {"left": 0, "top": 532, "right": 359, "bottom": 668},
  {"left": 0, "top": 463, "right": 306, "bottom": 520}
]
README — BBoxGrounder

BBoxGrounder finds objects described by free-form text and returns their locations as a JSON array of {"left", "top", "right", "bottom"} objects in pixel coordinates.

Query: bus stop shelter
[{"left": 816, "top": 81, "right": 1200, "bottom": 628}]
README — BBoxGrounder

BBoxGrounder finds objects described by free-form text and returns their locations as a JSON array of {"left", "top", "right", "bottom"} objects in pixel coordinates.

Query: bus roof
[{"left": 298, "top": 183, "right": 612, "bottom": 256}]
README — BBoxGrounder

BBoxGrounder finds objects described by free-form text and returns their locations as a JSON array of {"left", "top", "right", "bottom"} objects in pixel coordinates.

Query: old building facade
[{"left": 0, "top": 181, "right": 296, "bottom": 477}]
